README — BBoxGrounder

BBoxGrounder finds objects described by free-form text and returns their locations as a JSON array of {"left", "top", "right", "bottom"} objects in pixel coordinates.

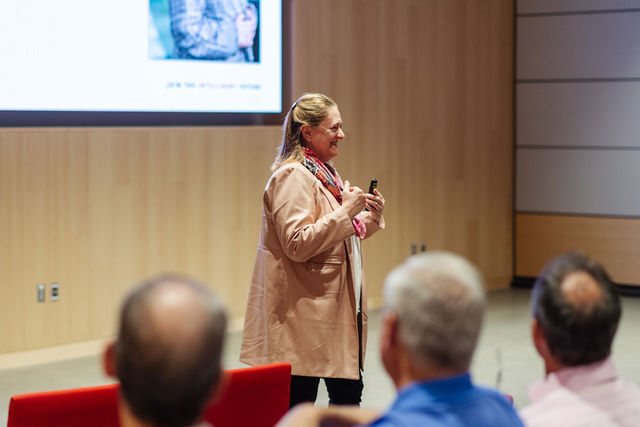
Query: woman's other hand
[
  {"left": 342, "top": 180, "right": 366, "bottom": 218},
  {"left": 365, "top": 189, "right": 385, "bottom": 223}
]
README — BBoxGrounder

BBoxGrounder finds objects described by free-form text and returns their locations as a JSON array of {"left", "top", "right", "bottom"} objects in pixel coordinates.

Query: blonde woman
[{"left": 240, "top": 93, "right": 386, "bottom": 407}]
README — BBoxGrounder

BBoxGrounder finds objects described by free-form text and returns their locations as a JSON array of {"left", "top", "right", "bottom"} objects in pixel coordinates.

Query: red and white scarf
[{"left": 302, "top": 147, "right": 366, "bottom": 238}]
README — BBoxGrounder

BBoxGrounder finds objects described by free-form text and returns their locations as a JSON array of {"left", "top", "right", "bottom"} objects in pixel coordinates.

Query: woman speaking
[{"left": 240, "top": 93, "right": 386, "bottom": 407}]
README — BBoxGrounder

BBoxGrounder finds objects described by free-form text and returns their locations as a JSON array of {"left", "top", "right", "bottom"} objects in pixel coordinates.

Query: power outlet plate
[
  {"left": 410, "top": 241, "right": 427, "bottom": 255},
  {"left": 37, "top": 284, "right": 46, "bottom": 303},
  {"left": 50, "top": 282, "right": 60, "bottom": 301}
]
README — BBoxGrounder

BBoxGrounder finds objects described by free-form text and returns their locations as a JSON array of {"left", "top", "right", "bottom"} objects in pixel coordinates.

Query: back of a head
[
  {"left": 383, "top": 251, "right": 487, "bottom": 372},
  {"left": 116, "top": 274, "right": 227, "bottom": 427},
  {"left": 273, "top": 92, "right": 337, "bottom": 171},
  {"left": 532, "top": 252, "right": 621, "bottom": 366}
]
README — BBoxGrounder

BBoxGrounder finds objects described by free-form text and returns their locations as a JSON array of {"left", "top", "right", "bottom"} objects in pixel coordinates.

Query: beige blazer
[{"left": 240, "top": 162, "right": 385, "bottom": 379}]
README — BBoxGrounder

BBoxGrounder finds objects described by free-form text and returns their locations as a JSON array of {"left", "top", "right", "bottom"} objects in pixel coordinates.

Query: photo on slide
[{"left": 149, "top": 0, "right": 261, "bottom": 62}]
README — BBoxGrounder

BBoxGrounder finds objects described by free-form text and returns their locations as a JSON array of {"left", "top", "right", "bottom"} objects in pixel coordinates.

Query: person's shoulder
[
  {"left": 365, "top": 412, "right": 427, "bottom": 427},
  {"left": 472, "top": 384, "right": 516, "bottom": 407},
  {"left": 268, "top": 162, "right": 314, "bottom": 186},
  {"left": 465, "top": 385, "right": 524, "bottom": 426},
  {"left": 520, "top": 387, "right": 617, "bottom": 427},
  {"left": 618, "top": 375, "right": 640, "bottom": 395},
  {"left": 271, "top": 161, "right": 306, "bottom": 177}
]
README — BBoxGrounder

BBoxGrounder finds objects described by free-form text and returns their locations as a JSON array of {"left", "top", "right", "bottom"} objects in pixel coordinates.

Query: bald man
[
  {"left": 103, "top": 274, "right": 227, "bottom": 427},
  {"left": 521, "top": 252, "right": 640, "bottom": 427}
]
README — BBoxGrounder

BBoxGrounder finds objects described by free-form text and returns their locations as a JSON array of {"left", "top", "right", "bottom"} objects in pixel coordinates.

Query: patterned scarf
[{"left": 302, "top": 148, "right": 366, "bottom": 238}]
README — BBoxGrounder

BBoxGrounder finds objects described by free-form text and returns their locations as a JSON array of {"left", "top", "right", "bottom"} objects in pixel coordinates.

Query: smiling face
[{"left": 302, "top": 105, "right": 345, "bottom": 163}]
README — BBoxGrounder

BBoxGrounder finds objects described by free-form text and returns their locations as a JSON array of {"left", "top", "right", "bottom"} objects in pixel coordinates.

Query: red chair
[
  {"left": 7, "top": 383, "right": 119, "bottom": 427},
  {"left": 7, "top": 362, "right": 291, "bottom": 427},
  {"left": 204, "top": 362, "right": 291, "bottom": 427}
]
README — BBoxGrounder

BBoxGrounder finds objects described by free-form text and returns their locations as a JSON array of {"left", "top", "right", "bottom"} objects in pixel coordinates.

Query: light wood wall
[
  {"left": 516, "top": 214, "right": 640, "bottom": 285},
  {"left": 0, "top": 0, "right": 513, "bottom": 355}
]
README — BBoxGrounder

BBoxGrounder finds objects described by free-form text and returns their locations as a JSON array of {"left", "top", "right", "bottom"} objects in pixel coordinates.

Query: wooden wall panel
[
  {"left": 0, "top": 0, "right": 513, "bottom": 355},
  {"left": 0, "top": 127, "right": 280, "bottom": 353},
  {"left": 516, "top": 213, "right": 640, "bottom": 285},
  {"left": 291, "top": 0, "right": 514, "bottom": 296}
]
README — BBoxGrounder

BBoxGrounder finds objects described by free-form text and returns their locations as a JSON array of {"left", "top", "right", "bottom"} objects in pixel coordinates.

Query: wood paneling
[
  {"left": 0, "top": 0, "right": 513, "bottom": 355},
  {"left": 290, "top": 0, "right": 514, "bottom": 293},
  {"left": 0, "top": 127, "right": 280, "bottom": 353},
  {"left": 516, "top": 213, "right": 640, "bottom": 285}
]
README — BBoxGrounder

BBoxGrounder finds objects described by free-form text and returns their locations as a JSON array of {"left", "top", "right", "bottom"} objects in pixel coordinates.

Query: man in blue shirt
[{"left": 277, "top": 252, "right": 524, "bottom": 427}]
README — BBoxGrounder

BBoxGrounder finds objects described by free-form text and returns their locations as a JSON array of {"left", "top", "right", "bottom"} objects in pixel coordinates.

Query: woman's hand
[
  {"left": 365, "top": 189, "right": 385, "bottom": 223},
  {"left": 342, "top": 180, "right": 366, "bottom": 218}
]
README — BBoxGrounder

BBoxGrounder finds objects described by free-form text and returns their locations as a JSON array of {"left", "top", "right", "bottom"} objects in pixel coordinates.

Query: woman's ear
[{"left": 300, "top": 124, "right": 312, "bottom": 143}]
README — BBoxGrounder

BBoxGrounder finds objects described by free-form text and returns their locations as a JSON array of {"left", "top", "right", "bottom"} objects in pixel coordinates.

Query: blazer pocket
[{"left": 306, "top": 255, "right": 344, "bottom": 272}]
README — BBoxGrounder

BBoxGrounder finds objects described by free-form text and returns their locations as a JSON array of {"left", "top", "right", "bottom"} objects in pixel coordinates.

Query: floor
[{"left": 2, "top": 287, "right": 640, "bottom": 425}]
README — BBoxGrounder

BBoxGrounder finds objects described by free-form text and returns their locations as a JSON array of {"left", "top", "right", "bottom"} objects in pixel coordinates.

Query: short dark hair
[
  {"left": 115, "top": 274, "right": 227, "bottom": 427},
  {"left": 531, "top": 252, "right": 621, "bottom": 366}
]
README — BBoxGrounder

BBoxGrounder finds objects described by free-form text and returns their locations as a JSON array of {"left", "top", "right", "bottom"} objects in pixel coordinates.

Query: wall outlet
[
  {"left": 411, "top": 241, "right": 427, "bottom": 255},
  {"left": 50, "top": 283, "right": 60, "bottom": 301},
  {"left": 37, "top": 284, "right": 46, "bottom": 303}
]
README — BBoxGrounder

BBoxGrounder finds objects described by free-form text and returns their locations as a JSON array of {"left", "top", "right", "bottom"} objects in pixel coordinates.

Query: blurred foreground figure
[
  {"left": 103, "top": 274, "right": 227, "bottom": 427},
  {"left": 277, "top": 252, "right": 524, "bottom": 427}
]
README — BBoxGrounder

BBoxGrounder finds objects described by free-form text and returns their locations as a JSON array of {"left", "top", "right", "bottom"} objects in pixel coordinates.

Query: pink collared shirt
[{"left": 520, "top": 358, "right": 640, "bottom": 427}]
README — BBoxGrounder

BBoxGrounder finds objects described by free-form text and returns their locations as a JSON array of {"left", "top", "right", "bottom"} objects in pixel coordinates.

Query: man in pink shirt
[{"left": 520, "top": 252, "right": 640, "bottom": 427}]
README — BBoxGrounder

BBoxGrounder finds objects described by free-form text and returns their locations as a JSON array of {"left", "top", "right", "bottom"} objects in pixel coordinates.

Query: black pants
[{"left": 289, "top": 374, "right": 364, "bottom": 408}]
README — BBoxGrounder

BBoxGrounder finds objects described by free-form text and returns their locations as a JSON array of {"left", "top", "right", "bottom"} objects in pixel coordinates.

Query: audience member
[
  {"left": 103, "top": 274, "right": 227, "bottom": 427},
  {"left": 521, "top": 252, "right": 640, "bottom": 427},
  {"left": 277, "top": 252, "right": 524, "bottom": 427}
]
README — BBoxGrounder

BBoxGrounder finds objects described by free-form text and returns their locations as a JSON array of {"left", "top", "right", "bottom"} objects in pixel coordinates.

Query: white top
[{"left": 350, "top": 234, "right": 362, "bottom": 312}]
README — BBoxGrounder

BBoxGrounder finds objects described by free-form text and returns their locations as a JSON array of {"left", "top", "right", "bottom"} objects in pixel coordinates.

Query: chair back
[
  {"left": 7, "top": 383, "right": 119, "bottom": 427},
  {"left": 204, "top": 362, "right": 291, "bottom": 427},
  {"left": 7, "top": 363, "right": 291, "bottom": 427}
]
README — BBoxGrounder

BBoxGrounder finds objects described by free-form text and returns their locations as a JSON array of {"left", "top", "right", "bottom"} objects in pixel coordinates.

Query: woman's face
[{"left": 304, "top": 105, "right": 345, "bottom": 163}]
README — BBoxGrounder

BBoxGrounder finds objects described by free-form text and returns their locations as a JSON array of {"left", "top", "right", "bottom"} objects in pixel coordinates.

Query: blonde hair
[{"left": 272, "top": 93, "right": 337, "bottom": 171}]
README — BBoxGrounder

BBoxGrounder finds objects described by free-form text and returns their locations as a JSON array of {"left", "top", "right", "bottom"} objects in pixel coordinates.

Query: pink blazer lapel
[{"left": 316, "top": 179, "right": 342, "bottom": 211}]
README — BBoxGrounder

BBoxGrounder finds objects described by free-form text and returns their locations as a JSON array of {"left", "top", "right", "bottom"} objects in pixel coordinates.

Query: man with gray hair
[
  {"left": 277, "top": 252, "right": 523, "bottom": 426},
  {"left": 103, "top": 274, "right": 228, "bottom": 427}
]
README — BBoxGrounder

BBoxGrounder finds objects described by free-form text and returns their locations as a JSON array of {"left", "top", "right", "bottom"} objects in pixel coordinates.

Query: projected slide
[{"left": 0, "top": 0, "right": 281, "bottom": 114}]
